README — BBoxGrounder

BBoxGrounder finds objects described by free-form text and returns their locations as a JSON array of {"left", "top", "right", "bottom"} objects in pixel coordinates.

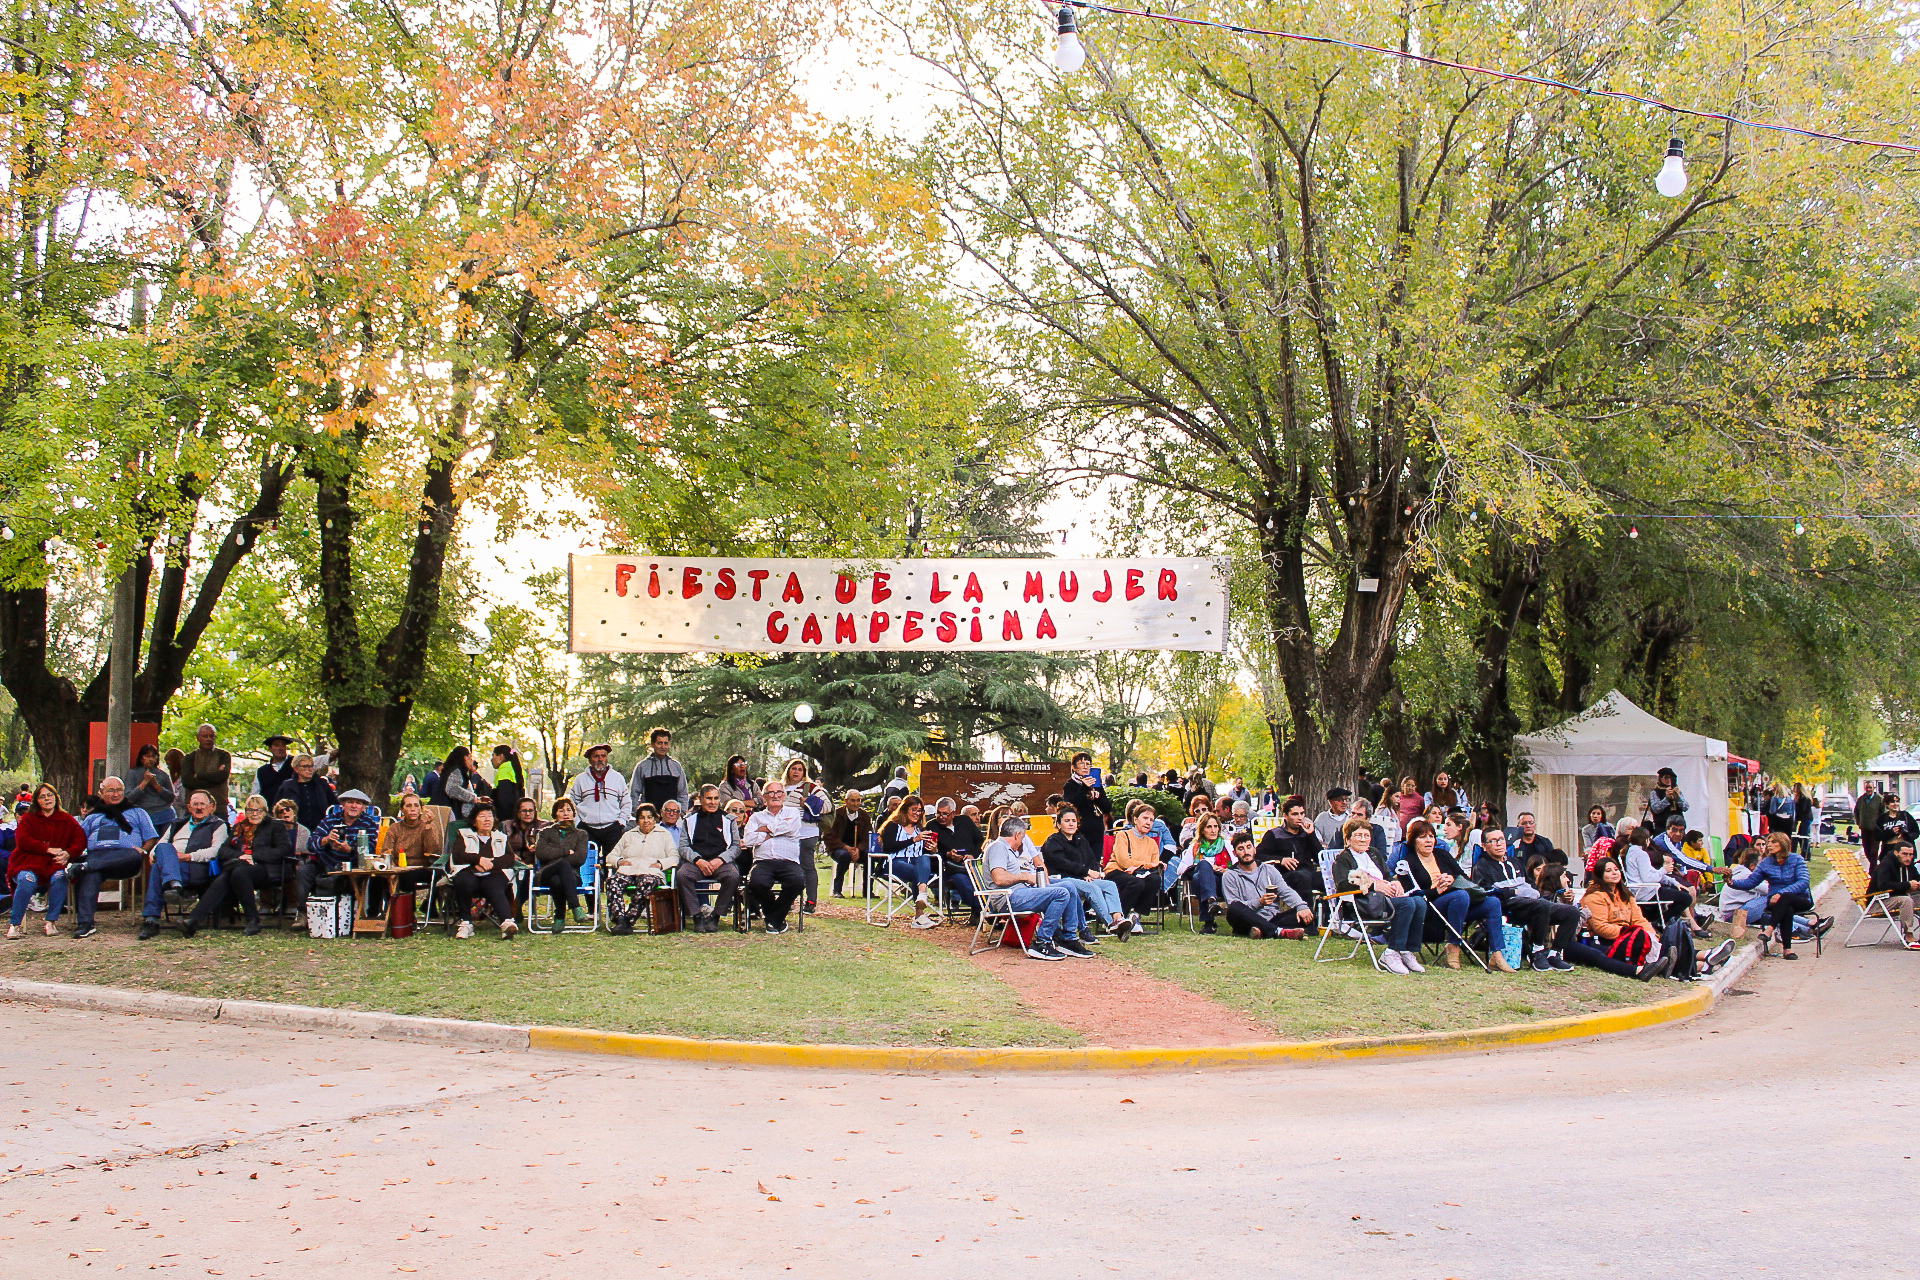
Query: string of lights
[{"left": 1050, "top": 1, "right": 1920, "bottom": 196}]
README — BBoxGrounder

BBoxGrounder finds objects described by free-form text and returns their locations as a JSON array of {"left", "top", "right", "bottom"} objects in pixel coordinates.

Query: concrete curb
[
  {"left": 218, "top": 1000, "right": 531, "bottom": 1051},
  {"left": 0, "top": 977, "right": 529, "bottom": 1051},
  {"left": 0, "top": 976, "right": 222, "bottom": 1022},
  {"left": 526, "top": 989, "right": 1712, "bottom": 1072},
  {"left": 4, "top": 874, "right": 1846, "bottom": 1072}
]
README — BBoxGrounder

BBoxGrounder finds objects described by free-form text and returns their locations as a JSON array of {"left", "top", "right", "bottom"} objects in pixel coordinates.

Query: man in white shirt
[
  {"left": 739, "top": 781, "right": 804, "bottom": 934},
  {"left": 568, "top": 744, "right": 631, "bottom": 854}
]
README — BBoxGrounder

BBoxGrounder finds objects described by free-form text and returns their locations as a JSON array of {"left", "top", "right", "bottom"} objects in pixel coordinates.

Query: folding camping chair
[
  {"left": 966, "top": 856, "right": 1035, "bottom": 955},
  {"left": 1839, "top": 848, "right": 1907, "bottom": 949},
  {"left": 527, "top": 842, "right": 602, "bottom": 934},
  {"left": 864, "top": 833, "right": 920, "bottom": 928},
  {"left": 1393, "top": 855, "right": 1492, "bottom": 972},
  {"left": 740, "top": 859, "right": 806, "bottom": 933},
  {"left": 1313, "top": 848, "right": 1391, "bottom": 968}
]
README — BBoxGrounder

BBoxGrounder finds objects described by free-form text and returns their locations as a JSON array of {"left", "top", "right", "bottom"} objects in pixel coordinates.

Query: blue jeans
[
  {"left": 1064, "top": 875, "right": 1122, "bottom": 925},
  {"left": 75, "top": 848, "right": 146, "bottom": 928},
  {"left": 939, "top": 864, "right": 979, "bottom": 913},
  {"left": 1187, "top": 861, "right": 1220, "bottom": 902},
  {"left": 1429, "top": 888, "right": 1505, "bottom": 952},
  {"left": 143, "top": 844, "right": 213, "bottom": 920},
  {"left": 1369, "top": 892, "right": 1428, "bottom": 952},
  {"left": 10, "top": 868, "right": 68, "bottom": 926},
  {"left": 1007, "top": 882, "right": 1082, "bottom": 942},
  {"left": 879, "top": 854, "right": 931, "bottom": 893}
]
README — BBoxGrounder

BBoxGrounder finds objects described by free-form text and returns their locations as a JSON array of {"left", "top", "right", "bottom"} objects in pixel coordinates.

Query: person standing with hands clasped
[{"left": 1063, "top": 751, "right": 1113, "bottom": 838}]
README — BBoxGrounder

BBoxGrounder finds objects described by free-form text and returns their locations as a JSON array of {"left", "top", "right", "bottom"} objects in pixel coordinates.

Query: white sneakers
[
  {"left": 910, "top": 914, "right": 939, "bottom": 929},
  {"left": 456, "top": 921, "right": 475, "bottom": 939},
  {"left": 1378, "top": 950, "right": 1409, "bottom": 975},
  {"left": 1399, "top": 950, "right": 1426, "bottom": 973},
  {"left": 915, "top": 886, "right": 931, "bottom": 906}
]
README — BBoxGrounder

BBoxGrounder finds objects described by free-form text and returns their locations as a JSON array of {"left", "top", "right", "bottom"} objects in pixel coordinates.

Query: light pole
[{"left": 458, "top": 622, "right": 490, "bottom": 747}]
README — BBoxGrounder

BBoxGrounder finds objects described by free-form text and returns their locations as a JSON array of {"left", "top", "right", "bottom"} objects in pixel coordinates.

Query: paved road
[{"left": 1, "top": 937, "right": 1914, "bottom": 1278}]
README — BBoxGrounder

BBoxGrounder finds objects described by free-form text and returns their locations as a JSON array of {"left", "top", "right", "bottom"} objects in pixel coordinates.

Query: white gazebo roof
[
  {"left": 1860, "top": 747, "right": 1920, "bottom": 773},
  {"left": 1513, "top": 689, "right": 1728, "bottom": 771}
]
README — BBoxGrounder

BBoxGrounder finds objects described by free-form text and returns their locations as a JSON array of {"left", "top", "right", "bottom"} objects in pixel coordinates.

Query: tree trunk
[
  {"left": 1458, "top": 536, "right": 1544, "bottom": 811},
  {"left": 314, "top": 436, "right": 459, "bottom": 799}
]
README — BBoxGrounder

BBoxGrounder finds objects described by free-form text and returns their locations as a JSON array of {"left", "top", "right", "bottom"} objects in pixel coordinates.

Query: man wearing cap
[
  {"left": 1314, "top": 788, "right": 1354, "bottom": 848},
  {"left": 256, "top": 734, "right": 296, "bottom": 799},
  {"left": 297, "top": 788, "right": 381, "bottom": 913},
  {"left": 568, "top": 743, "right": 630, "bottom": 855}
]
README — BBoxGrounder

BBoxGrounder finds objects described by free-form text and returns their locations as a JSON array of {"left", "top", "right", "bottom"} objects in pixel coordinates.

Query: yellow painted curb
[{"left": 528, "top": 982, "right": 1713, "bottom": 1072}]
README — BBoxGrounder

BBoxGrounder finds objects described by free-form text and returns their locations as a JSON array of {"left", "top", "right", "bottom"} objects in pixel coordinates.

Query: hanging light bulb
[
  {"left": 1055, "top": 4, "right": 1086, "bottom": 72},
  {"left": 1629, "top": 525, "right": 1640, "bottom": 539},
  {"left": 1794, "top": 520, "right": 1806, "bottom": 536},
  {"left": 1655, "top": 137, "right": 1687, "bottom": 198}
]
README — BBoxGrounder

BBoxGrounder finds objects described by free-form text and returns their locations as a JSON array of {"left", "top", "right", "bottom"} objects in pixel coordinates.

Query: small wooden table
[{"left": 337, "top": 867, "right": 408, "bottom": 939}]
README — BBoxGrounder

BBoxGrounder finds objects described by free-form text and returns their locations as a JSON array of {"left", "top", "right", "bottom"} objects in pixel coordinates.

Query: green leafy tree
[{"left": 907, "top": 0, "right": 1920, "bottom": 803}]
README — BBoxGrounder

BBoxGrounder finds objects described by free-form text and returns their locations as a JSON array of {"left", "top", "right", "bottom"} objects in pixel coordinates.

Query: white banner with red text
[{"left": 567, "top": 556, "right": 1229, "bottom": 654}]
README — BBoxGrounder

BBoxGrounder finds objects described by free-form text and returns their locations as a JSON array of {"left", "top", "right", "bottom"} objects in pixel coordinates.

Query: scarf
[
  {"left": 96, "top": 796, "right": 137, "bottom": 834},
  {"left": 587, "top": 767, "right": 610, "bottom": 802}
]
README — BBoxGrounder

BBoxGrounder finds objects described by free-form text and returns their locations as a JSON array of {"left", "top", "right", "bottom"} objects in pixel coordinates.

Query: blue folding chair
[{"left": 527, "top": 842, "right": 602, "bottom": 934}]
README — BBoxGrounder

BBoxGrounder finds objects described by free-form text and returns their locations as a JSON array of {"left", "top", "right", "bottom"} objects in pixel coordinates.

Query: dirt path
[{"left": 918, "top": 918, "right": 1274, "bottom": 1047}]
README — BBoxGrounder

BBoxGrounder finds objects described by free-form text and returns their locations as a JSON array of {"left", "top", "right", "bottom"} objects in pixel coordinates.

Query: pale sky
[{"left": 474, "top": 14, "right": 1109, "bottom": 616}]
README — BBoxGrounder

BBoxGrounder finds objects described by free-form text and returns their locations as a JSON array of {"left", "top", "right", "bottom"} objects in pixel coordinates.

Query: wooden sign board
[{"left": 918, "top": 762, "right": 1074, "bottom": 814}]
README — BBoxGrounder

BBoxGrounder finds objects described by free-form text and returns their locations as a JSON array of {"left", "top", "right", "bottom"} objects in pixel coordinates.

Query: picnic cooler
[
  {"left": 306, "top": 896, "right": 353, "bottom": 939},
  {"left": 996, "top": 912, "right": 1041, "bottom": 949}
]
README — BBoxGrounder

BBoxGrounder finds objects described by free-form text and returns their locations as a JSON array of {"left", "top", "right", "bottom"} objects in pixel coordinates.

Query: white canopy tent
[{"left": 1505, "top": 690, "right": 1730, "bottom": 852}]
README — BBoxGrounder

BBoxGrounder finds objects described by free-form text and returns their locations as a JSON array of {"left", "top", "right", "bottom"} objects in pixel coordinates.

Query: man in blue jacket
[{"left": 1728, "top": 834, "right": 1823, "bottom": 959}]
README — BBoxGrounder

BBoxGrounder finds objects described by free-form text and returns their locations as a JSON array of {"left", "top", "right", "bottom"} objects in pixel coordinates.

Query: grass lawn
[
  {"left": 1101, "top": 931, "right": 1682, "bottom": 1042},
  {"left": 0, "top": 914, "right": 1082, "bottom": 1048}
]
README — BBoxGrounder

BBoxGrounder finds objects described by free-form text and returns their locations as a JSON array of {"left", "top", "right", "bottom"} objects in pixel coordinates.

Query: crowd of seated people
[{"left": 0, "top": 743, "right": 1836, "bottom": 990}]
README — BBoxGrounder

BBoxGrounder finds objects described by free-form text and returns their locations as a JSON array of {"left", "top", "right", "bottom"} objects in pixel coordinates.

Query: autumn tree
[
  {"left": 908, "top": 0, "right": 1920, "bottom": 800},
  {"left": 94, "top": 0, "right": 827, "bottom": 794}
]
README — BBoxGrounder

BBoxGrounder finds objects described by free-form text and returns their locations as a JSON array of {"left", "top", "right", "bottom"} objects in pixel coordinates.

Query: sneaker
[
  {"left": 803, "top": 900, "right": 818, "bottom": 914},
  {"left": 73, "top": 926, "right": 96, "bottom": 939},
  {"left": 1056, "top": 937, "right": 1095, "bottom": 958},
  {"left": 1377, "top": 949, "right": 1410, "bottom": 975},
  {"left": 1812, "top": 915, "right": 1836, "bottom": 940},
  {"left": 499, "top": 920, "right": 518, "bottom": 939},
  {"left": 915, "top": 886, "right": 930, "bottom": 906},
  {"left": 572, "top": 906, "right": 590, "bottom": 924},
  {"left": 1023, "top": 938, "right": 1065, "bottom": 961},
  {"left": 1200, "top": 921, "right": 1218, "bottom": 935},
  {"left": 1700, "top": 940, "right": 1735, "bottom": 973},
  {"left": 767, "top": 922, "right": 788, "bottom": 935},
  {"left": 456, "top": 921, "right": 475, "bottom": 939},
  {"left": 1129, "top": 912, "right": 1143, "bottom": 930},
  {"left": 1115, "top": 917, "right": 1134, "bottom": 941},
  {"left": 1550, "top": 952, "right": 1575, "bottom": 971},
  {"left": 1636, "top": 953, "right": 1675, "bottom": 981},
  {"left": 1278, "top": 928, "right": 1305, "bottom": 940},
  {"left": 137, "top": 921, "right": 159, "bottom": 941},
  {"left": 4, "top": 925, "right": 17, "bottom": 941},
  {"left": 1530, "top": 950, "right": 1555, "bottom": 972},
  {"left": 910, "top": 914, "right": 939, "bottom": 929},
  {"left": 1398, "top": 950, "right": 1426, "bottom": 974}
]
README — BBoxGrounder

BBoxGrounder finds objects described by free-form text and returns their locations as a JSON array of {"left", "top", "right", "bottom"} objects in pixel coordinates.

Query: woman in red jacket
[{"left": 10, "top": 783, "right": 84, "bottom": 938}]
